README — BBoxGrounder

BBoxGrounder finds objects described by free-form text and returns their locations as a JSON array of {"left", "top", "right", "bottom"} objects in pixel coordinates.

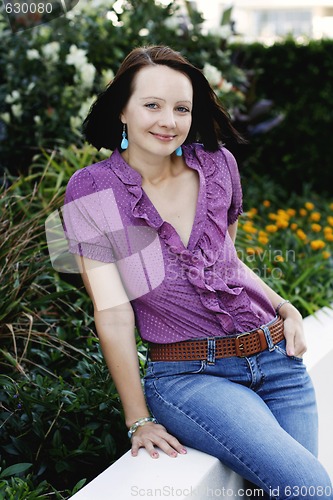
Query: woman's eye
[
  {"left": 177, "top": 106, "right": 190, "bottom": 113},
  {"left": 145, "top": 103, "right": 158, "bottom": 109}
]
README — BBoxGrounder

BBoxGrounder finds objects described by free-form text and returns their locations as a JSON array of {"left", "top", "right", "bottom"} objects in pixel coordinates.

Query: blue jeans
[{"left": 144, "top": 338, "right": 333, "bottom": 498}]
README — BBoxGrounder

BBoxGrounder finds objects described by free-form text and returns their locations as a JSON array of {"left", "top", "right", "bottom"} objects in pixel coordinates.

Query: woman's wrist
[
  {"left": 127, "top": 416, "right": 158, "bottom": 439},
  {"left": 126, "top": 414, "right": 151, "bottom": 429},
  {"left": 275, "top": 300, "right": 290, "bottom": 315},
  {"left": 276, "top": 300, "right": 302, "bottom": 321}
]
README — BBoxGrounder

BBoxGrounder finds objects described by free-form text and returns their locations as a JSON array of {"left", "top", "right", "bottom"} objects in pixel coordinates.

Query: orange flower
[
  {"left": 322, "top": 251, "right": 331, "bottom": 259},
  {"left": 327, "top": 216, "right": 333, "bottom": 227},
  {"left": 276, "top": 218, "right": 289, "bottom": 229},
  {"left": 287, "top": 208, "right": 296, "bottom": 217},
  {"left": 296, "top": 229, "right": 307, "bottom": 241},
  {"left": 266, "top": 224, "right": 278, "bottom": 233},
  {"left": 310, "top": 212, "right": 321, "bottom": 222},
  {"left": 258, "top": 235, "right": 269, "bottom": 245},
  {"left": 246, "top": 247, "right": 263, "bottom": 256},
  {"left": 290, "top": 223, "right": 298, "bottom": 230},
  {"left": 274, "top": 255, "right": 284, "bottom": 262},
  {"left": 311, "top": 223, "right": 322, "bottom": 232},
  {"left": 243, "top": 222, "right": 257, "bottom": 234},
  {"left": 268, "top": 213, "right": 278, "bottom": 221},
  {"left": 263, "top": 200, "right": 271, "bottom": 207},
  {"left": 299, "top": 208, "right": 307, "bottom": 216},
  {"left": 247, "top": 208, "right": 258, "bottom": 218},
  {"left": 310, "top": 240, "right": 325, "bottom": 250},
  {"left": 305, "top": 202, "right": 315, "bottom": 211},
  {"left": 325, "top": 233, "right": 333, "bottom": 242},
  {"left": 259, "top": 230, "right": 268, "bottom": 237}
]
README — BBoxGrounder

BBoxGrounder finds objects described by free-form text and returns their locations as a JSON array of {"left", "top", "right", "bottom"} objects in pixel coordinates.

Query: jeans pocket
[
  {"left": 274, "top": 339, "right": 304, "bottom": 362},
  {"left": 145, "top": 360, "right": 206, "bottom": 380}
]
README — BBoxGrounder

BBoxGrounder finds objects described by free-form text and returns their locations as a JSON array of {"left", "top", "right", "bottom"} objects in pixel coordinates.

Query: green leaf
[
  {"left": 71, "top": 478, "right": 87, "bottom": 494},
  {"left": 0, "top": 463, "right": 33, "bottom": 479}
]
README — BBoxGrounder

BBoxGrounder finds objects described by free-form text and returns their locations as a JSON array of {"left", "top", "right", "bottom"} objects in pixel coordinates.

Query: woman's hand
[
  {"left": 131, "top": 422, "right": 187, "bottom": 459},
  {"left": 280, "top": 304, "right": 307, "bottom": 358}
]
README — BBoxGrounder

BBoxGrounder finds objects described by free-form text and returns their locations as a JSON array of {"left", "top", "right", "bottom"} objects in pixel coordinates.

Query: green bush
[
  {"left": 0, "top": 461, "right": 87, "bottom": 499},
  {"left": 0, "top": 146, "right": 130, "bottom": 496},
  {"left": 0, "top": 0, "right": 247, "bottom": 175},
  {"left": 240, "top": 174, "right": 333, "bottom": 314},
  {"left": 232, "top": 39, "right": 333, "bottom": 193}
]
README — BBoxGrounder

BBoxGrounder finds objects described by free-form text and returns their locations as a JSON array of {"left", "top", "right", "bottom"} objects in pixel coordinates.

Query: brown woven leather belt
[{"left": 149, "top": 315, "right": 284, "bottom": 361}]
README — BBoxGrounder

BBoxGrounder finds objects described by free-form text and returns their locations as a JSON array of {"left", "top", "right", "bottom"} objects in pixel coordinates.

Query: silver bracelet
[
  {"left": 128, "top": 417, "right": 157, "bottom": 439},
  {"left": 275, "top": 300, "right": 290, "bottom": 315}
]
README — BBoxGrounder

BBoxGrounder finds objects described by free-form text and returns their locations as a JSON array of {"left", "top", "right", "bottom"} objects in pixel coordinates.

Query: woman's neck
[{"left": 121, "top": 149, "right": 183, "bottom": 186}]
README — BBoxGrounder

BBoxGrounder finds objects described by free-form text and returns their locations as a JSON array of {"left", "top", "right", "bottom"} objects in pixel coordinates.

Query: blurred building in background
[{"left": 192, "top": 0, "right": 333, "bottom": 42}]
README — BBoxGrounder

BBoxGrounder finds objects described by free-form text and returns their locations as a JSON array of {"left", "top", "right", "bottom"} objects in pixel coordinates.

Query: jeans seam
[
  {"left": 245, "top": 355, "right": 266, "bottom": 391},
  {"left": 245, "top": 356, "right": 258, "bottom": 390},
  {"left": 255, "top": 355, "right": 266, "bottom": 391},
  {"left": 147, "top": 381, "right": 269, "bottom": 492}
]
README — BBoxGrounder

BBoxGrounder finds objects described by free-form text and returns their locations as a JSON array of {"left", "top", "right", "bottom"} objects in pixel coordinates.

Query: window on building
[{"left": 257, "top": 10, "right": 312, "bottom": 38}]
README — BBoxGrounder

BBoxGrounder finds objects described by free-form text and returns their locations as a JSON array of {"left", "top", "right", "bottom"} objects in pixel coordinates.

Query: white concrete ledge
[
  {"left": 71, "top": 447, "right": 245, "bottom": 499},
  {"left": 303, "top": 306, "right": 333, "bottom": 480},
  {"left": 71, "top": 308, "right": 333, "bottom": 499}
]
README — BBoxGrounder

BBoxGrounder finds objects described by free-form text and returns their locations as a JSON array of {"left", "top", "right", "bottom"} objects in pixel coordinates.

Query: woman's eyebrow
[
  {"left": 139, "top": 96, "right": 165, "bottom": 101},
  {"left": 139, "top": 96, "right": 192, "bottom": 104}
]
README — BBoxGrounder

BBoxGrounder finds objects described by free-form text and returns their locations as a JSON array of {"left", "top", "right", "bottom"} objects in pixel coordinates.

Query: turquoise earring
[
  {"left": 175, "top": 146, "right": 183, "bottom": 157},
  {"left": 121, "top": 124, "right": 128, "bottom": 150}
]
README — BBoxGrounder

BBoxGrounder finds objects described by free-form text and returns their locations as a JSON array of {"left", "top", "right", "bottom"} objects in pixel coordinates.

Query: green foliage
[
  {"left": 1, "top": 141, "right": 332, "bottom": 497},
  {"left": 0, "top": 146, "right": 128, "bottom": 496},
  {"left": 238, "top": 174, "right": 333, "bottom": 315},
  {"left": 0, "top": 144, "right": 106, "bottom": 325},
  {"left": 0, "top": 363, "right": 126, "bottom": 489},
  {"left": 0, "top": 468, "right": 86, "bottom": 499},
  {"left": 232, "top": 39, "right": 333, "bottom": 193},
  {"left": 0, "top": 0, "right": 246, "bottom": 175}
]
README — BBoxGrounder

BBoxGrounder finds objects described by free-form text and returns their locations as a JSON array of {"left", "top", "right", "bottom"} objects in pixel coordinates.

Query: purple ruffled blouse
[{"left": 64, "top": 143, "right": 276, "bottom": 343}]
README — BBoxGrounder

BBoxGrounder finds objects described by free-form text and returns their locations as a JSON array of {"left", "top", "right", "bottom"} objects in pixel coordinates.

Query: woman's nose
[{"left": 158, "top": 109, "right": 176, "bottom": 128}]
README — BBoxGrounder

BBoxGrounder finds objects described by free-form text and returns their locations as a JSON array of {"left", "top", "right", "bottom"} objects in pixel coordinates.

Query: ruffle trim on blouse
[
  {"left": 111, "top": 146, "right": 261, "bottom": 334},
  {"left": 182, "top": 146, "right": 258, "bottom": 333},
  {"left": 228, "top": 205, "right": 244, "bottom": 226}
]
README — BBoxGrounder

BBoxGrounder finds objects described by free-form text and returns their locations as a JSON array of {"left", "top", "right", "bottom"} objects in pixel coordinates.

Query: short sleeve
[
  {"left": 223, "top": 149, "right": 243, "bottom": 225},
  {"left": 63, "top": 168, "right": 117, "bottom": 263}
]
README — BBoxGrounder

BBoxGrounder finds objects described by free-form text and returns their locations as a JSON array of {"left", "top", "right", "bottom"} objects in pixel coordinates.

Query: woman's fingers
[
  {"left": 131, "top": 423, "right": 187, "bottom": 459},
  {"left": 283, "top": 317, "right": 307, "bottom": 358}
]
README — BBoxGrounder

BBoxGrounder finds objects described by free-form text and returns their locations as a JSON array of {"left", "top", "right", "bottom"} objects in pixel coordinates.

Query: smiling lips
[{"left": 150, "top": 132, "right": 177, "bottom": 142}]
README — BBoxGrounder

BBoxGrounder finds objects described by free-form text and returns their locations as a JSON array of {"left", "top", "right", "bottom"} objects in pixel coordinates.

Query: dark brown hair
[{"left": 82, "top": 45, "right": 245, "bottom": 151}]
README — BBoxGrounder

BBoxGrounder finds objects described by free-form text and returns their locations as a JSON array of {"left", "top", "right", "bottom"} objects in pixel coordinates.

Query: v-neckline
[
  {"left": 142, "top": 161, "right": 204, "bottom": 251},
  {"left": 112, "top": 147, "right": 207, "bottom": 252}
]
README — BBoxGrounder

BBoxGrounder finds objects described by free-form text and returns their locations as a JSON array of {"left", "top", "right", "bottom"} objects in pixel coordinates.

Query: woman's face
[{"left": 120, "top": 65, "right": 193, "bottom": 160}]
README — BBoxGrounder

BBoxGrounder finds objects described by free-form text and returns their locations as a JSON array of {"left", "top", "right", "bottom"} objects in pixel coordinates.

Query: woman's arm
[
  {"left": 239, "top": 259, "right": 306, "bottom": 357},
  {"left": 77, "top": 256, "right": 186, "bottom": 458},
  {"left": 228, "top": 222, "right": 306, "bottom": 358}
]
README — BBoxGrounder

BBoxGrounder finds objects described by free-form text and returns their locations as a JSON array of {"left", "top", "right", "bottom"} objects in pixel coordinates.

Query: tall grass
[{"left": 0, "top": 146, "right": 128, "bottom": 498}]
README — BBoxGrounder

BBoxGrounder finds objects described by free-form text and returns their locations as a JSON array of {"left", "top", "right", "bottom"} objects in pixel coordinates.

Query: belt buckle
[{"left": 235, "top": 331, "right": 251, "bottom": 357}]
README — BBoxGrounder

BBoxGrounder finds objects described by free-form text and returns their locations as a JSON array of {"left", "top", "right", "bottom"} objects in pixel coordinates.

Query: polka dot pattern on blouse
[{"left": 63, "top": 143, "right": 276, "bottom": 343}]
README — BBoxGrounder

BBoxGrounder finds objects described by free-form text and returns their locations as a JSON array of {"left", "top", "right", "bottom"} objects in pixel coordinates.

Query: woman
[{"left": 63, "top": 46, "right": 333, "bottom": 496}]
